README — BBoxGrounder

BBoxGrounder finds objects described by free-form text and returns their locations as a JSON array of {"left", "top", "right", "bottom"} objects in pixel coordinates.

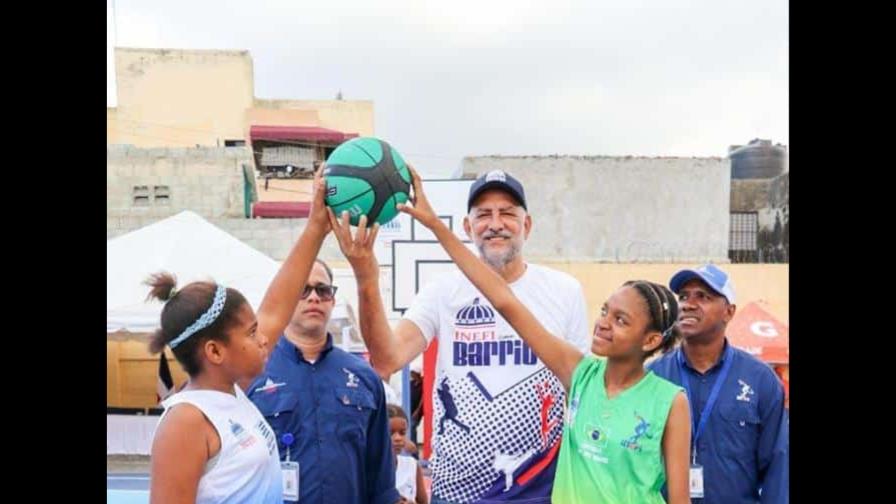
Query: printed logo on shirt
[
  {"left": 255, "top": 377, "right": 287, "bottom": 394},
  {"left": 452, "top": 297, "right": 537, "bottom": 367},
  {"left": 736, "top": 379, "right": 755, "bottom": 402},
  {"left": 229, "top": 420, "right": 258, "bottom": 449},
  {"left": 579, "top": 422, "right": 610, "bottom": 464},
  {"left": 255, "top": 419, "right": 277, "bottom": 456},
  {"left": 620, "top": 413, "right": 652, "bottom": 452},
  {"left": 343, "top": 368, "right": 360, "bottom": 388}
]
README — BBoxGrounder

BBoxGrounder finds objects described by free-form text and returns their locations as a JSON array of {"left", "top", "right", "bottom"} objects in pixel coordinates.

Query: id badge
[
  {"left": 689, "top": 463, "right": 704, "bottom": 499},
  {"left": 281, "top": 461, "right": 299, "bottom": 502}
]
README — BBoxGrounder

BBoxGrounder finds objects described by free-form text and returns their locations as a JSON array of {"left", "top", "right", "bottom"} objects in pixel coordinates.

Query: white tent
[{"left": 107, "top": 211, "right": 281, "bottom": 334}]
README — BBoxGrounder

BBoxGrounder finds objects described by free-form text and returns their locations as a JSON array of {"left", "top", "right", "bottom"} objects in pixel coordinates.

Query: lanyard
[
  {"left": 678, "top": 345, "right": 733, "bottom": 463},
  {"left": 281, "top": 432, "right": 295, "bottom": 461}
]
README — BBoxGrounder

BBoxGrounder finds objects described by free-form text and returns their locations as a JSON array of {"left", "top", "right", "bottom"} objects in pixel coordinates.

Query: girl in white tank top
[
  {"left": 146, "top": 272, "right": 283, "bottom": 504},
  {"left": 388, "top": 403, "right": 428, "bottom": 503},
  {"left": 146, "top": 172, "right": 330, "bottom": 504},
  {"left": 161, "top": 386, "right": 281, "bottom": 504},
  {"left": 146, "top": 172, "right": 349, "bottom": 503}
]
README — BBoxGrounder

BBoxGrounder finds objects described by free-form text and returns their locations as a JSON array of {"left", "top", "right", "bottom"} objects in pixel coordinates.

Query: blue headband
[{"left": 168, "top": 285, "right": 227, "bottom": 349}]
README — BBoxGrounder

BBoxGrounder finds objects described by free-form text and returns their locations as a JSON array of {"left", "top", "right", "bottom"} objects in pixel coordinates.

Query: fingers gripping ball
[{"left": 324, "top": 137, "right": 411, "bottom": 227}]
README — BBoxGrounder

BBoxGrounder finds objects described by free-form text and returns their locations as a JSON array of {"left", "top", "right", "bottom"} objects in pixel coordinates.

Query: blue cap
[
  {"left": 669, "top": 264, "right": 736, "bottom": 304},
  {"left": 467, "top": 170, "right": 527, "bottom": 212}
]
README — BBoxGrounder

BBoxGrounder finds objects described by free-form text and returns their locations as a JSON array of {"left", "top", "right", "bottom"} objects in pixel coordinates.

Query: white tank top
[
  {"left": 159, "top": 385, "right": 282, "bottom": 504},
  {"left": 396, "top": 454, "right": 418, "bottom": 501}
]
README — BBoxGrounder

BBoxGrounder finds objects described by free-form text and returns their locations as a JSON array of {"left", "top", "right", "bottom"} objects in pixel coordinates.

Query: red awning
[
  {"left": 726, "top": 302, "right": 789, "bottom": 364},
  {"left": 249, "top": 125, "right": 358, "bottom": 143},
  {"left": 252, "top": 201, "right": 311, "bottom": 218}
]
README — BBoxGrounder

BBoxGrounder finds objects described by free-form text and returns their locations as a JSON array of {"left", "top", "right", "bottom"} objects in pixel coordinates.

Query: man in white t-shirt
[{"left": 329, "top": 169, "right": 590, "bottom": 504}]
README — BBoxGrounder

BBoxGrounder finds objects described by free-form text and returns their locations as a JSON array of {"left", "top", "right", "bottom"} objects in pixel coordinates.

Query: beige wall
[
  {"left": 318, "top": 260, "right": 789, "bottom": 324},
  {"left": 541, "top": 262, "right": 789, "bottom": 325},
  {"left": 254, "top": 99, "right": 374, "bottom": 137},
  {"left": 244, "top": 107, "right": 321, "bottom": 131},
  {"left": 107, "top": 48, "right": 375, "bottom": 148},
  {"left": 110, "top": 48, "right": 256, "bottom": 147}
]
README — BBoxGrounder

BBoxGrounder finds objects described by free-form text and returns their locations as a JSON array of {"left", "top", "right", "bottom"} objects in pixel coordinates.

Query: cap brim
[
  {"left": 670, "top": 269, "right": 722, "bottom": 297},
  {"left": 468, "top": 181, "right": 526, "bottom": 211}
]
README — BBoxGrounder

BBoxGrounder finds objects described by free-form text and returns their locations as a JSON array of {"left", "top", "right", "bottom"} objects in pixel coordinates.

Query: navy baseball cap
[
  {"left": 467, "top": 170, "right": 527, "bottom": 212},
  {"left": 669, "top": 264, "right": 737, "bottom": 304}
]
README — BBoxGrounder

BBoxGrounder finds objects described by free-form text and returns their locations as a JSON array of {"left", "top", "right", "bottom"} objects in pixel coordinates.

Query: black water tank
[{"left": 729, "top": 139, "right": 787, "bottom": 179}]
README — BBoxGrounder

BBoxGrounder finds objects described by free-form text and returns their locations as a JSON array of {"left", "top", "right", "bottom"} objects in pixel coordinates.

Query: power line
[{"left": 108, "top": 116, "right": 461, "bottom": 161}]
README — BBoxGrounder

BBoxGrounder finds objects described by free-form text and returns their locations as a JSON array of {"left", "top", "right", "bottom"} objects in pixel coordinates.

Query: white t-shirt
[
  {"left": 404, "top": 263, "right": 590, "bottom": 503},
  {"left": 395, "top": 454, "right": 418, "bottom": 501},
  {"left": 160, "top": 385, "right": 282, "bottom": 504}
]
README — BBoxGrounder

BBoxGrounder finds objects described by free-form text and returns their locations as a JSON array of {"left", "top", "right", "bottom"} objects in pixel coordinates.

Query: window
[
  {"left": 133, "top": 186, "right": 150, "bottom": 206},
  {"left": 154, "top": 185, "right": 170, "bottom": 204},
  {"left": 224, "top": 139, "right": 246, "bottom": 147},
  {"left": 729, "top": 212, "right": 758, "bottom": 263}
]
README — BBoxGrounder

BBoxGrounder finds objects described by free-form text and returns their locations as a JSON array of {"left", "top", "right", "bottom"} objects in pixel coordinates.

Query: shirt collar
[
  {"left": 276, "top": 332, "right": 335, "bottom": 363},
  {"left": 678, "top": 338, "right": 731, "bottom": 374}
]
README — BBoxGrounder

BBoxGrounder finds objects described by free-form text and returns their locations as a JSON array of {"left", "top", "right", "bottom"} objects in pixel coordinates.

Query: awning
[
  {"left": 249, "top": 125, "right": 358, "bottom": 143},
  {"left": 726, "top": 302, "right": 789, "bottom": 364},
  {"left": 252, "top": 201, "right": 311, "bottom": 218}
]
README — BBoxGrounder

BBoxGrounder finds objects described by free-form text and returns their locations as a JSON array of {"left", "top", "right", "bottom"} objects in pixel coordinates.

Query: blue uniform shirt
[
  {"left": 248, "top": 334, "right": 400, "bottom": 504},
  {"left": 649, "top": 340, "right": 789, "bottom": 504}
]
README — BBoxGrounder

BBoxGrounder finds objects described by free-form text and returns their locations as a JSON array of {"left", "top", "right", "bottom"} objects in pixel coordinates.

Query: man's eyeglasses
[{"left": 301, "top": 284, "right": 338, "bottom": 301}]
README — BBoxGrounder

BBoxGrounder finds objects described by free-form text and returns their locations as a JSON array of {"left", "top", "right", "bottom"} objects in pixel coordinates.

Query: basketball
[{"left": 324, "top": 137, "right": 412, "bottom": 227}]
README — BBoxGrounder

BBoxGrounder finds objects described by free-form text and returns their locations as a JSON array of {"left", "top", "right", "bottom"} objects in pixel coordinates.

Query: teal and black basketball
[{"left": 324, "top": 137, "right": 411, "bottom": 227}]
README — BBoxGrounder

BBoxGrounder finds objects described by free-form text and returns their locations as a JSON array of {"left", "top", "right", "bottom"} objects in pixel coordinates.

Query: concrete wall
[
  {"left": 730, "top": 172, "right": 789, "bottom": 262},
  {"left": 107, "top": 145, "right": 251, "bottom": 219},
  {"left": 107, "top": 214, "right": 349, "bottom": 262},
  {"left": 731, "top": 179, "right": 772, "bottom": 213},
  {"left": 769, "top": 172, "right": 789, "bottom": 208},
  {"left": 113, "top": 153, "right": 734, "bottom": 262},
  {"left": 462, "top": 156, "right": 731, "bottom": 263},
  {"left": 109, "top": 48, "right": 255, "bottom": 147}
]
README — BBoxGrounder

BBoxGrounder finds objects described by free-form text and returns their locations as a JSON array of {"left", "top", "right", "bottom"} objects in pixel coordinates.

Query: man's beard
[{"left": 477, "top": 231, "right": 521, "bottom": 270}]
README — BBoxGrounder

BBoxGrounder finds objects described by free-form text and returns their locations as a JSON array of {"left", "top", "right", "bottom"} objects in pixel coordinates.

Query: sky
[{"left": 107, "top": 0, "right": 788, "bottom": 177}]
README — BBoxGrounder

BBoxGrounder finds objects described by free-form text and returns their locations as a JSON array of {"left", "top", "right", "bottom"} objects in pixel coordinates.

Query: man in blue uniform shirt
[
  {"left": 649, "top": 264, "right": 789, "bottom": 504},
  {"left": 248, "top": 258, "right": 400, "bottom": 504}
]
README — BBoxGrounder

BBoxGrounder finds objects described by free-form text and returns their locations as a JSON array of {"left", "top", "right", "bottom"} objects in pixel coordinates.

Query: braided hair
[{"left": 623, "top": 280, "right": 681, "bottom": 358}]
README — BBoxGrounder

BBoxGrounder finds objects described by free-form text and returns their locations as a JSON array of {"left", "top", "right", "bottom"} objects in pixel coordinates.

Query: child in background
[{"left": 388, "top": 404, "right": 428, "bottom": 504}]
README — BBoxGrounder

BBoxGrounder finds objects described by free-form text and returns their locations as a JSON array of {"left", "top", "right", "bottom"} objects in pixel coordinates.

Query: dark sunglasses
[{"left": 301, "top": 284, "right": 337, "bottom": 301}]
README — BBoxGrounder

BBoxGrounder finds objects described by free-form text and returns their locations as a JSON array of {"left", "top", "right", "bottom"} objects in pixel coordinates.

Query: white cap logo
[{"left": 485, "top": 170, "right": 507, "bottom": 182}]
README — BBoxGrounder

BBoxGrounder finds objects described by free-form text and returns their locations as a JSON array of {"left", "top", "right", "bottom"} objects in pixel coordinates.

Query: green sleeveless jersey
[{"left": 552, "top": 356, "right": 683, "bottom": 503}]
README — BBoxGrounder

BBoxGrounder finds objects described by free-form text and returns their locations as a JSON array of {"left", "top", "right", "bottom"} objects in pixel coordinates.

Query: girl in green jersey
[{"left": 397, "top": 168, "right": 692, "bottom": 504}]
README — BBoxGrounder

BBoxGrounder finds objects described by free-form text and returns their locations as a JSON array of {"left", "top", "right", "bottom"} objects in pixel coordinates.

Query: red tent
[{"left": 727, "top": 302, "right": 789, "bottom": 364}]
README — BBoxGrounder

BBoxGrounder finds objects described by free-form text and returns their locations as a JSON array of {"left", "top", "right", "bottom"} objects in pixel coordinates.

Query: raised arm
[
  {"left": 327, "top": 209, "right": 429, "bottom": 377},
  {"left": 397, "top": 167, "right": 583, "bottom": 389},
  {"left": 256, "top": 166, "right": 331, "bottom": 348}
]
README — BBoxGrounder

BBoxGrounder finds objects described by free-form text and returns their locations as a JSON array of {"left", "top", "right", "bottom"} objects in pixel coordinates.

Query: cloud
[{"left": 107, "top": 0, "right": 788, "bottom": 175}]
